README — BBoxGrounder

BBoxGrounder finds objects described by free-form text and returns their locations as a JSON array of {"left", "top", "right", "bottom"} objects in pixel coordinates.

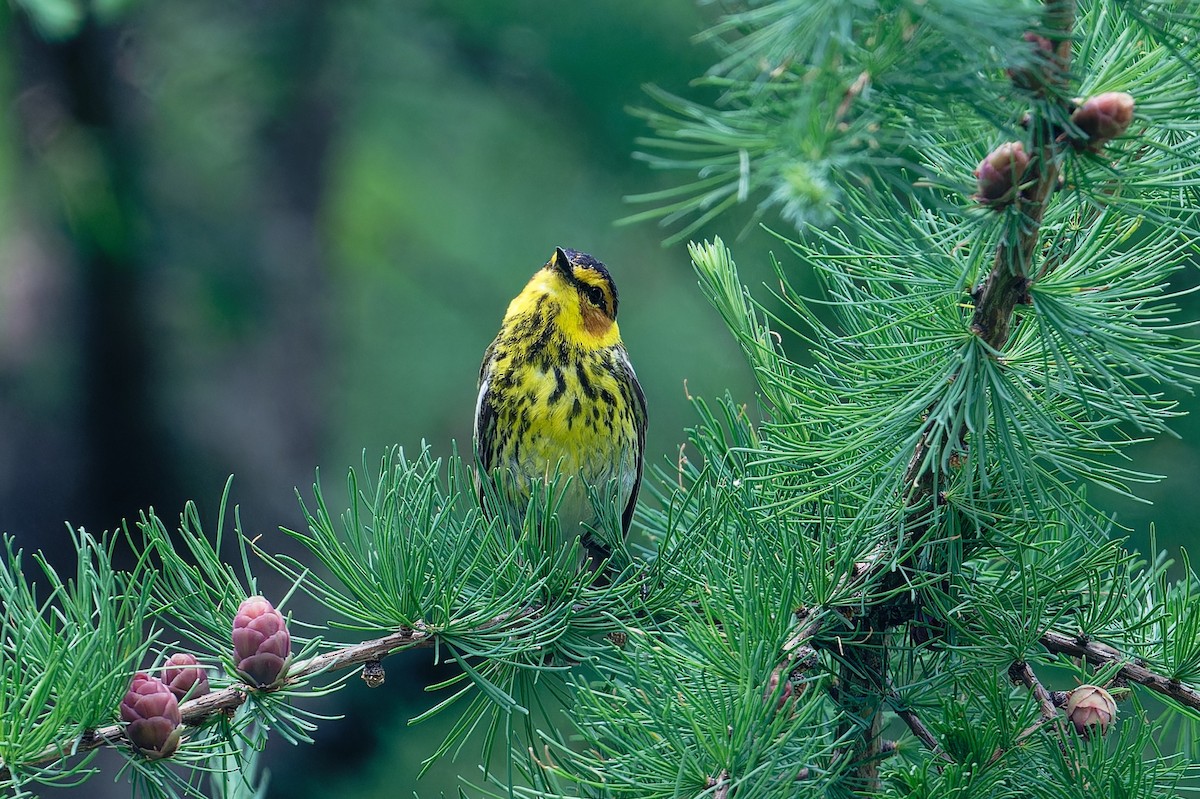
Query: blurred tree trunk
[
  {"left": 2, "top": 0, "right": 340, "bottom": 559},
  {"left": 7, "top": 14, "right": 179, "bottom": 552}
]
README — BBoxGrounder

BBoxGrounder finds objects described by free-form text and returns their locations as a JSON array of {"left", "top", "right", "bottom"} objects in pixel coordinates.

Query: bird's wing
[
  {"left": 621, "top": 351, "right": 648, "bottom": 536},
  {"left": 474, "top": 343, "right": 498, "bottom": 473}
]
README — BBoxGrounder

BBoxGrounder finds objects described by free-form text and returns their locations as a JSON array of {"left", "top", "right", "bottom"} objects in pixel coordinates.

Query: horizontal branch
[
  {"left": 5, "top": 625, "right": 434, "bottom": 779},
  {"left": 183, "top": 624, "right": 433, "bottom": 723},
  {"left": 5, "top": 591, "right": 1195, "bottom": 783},
  {"left": 1040, "top": 629, "right": 1200, "bottom": 713},
  {"left": 781, "top": 589, "right": 1200, "bottom": 727}
]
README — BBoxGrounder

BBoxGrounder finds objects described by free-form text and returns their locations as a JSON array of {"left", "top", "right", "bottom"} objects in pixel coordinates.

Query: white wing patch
[{"left": 473, "top": 376, "right": 490, "bottom": 453}]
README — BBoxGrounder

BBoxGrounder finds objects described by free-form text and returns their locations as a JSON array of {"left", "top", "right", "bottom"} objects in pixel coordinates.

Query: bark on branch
[{"left": 1040, "top": 630, "right": 1200, "bottom": 712}]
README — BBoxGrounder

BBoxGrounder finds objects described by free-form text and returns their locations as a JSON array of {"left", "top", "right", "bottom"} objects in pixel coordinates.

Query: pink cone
[
  {"left": 974, "top": 142, "right": 1030, "bottom": 207},
  {"left": 1070, "top": 92, "right": 1135, "bottom": 149},
  {"left": 1066, "top": 684, "right": 1117, "bottom": 738},
  {"left": 162, "top": 653, "right": 210, "bottom": 702},
  {"left": 120, "top": 672, "right": 182, "bottom": 759},
  {"left": 232, "top": 595, "right": 291, "bottom": 688}
]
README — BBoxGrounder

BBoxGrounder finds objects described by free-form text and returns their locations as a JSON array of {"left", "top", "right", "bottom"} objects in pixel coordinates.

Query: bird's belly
[
  {"left": 505, "top": 422, "right": 637, "bottom": 528},
  {"left": 496, "top": 384, "right": 637, "bottom": 528}
]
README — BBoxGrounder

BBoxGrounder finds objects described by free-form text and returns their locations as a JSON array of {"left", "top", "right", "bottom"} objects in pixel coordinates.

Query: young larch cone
[
  {"left": 1066, "top": 684, "right": 1117, "bottom": 737},
  {"left": 1008, "top": 31, "right": 1055, "bottom": 92},
  {"left": 120, "top": 672, "right": 183, "bottom": 759},
  {"left": 162, "top": 653, "right": 210, "bottom": 703},
  {"left": 764, "top": 665, "right": 792, "bottom": 711},
  {"left": 1069, "top": 91, "right": 1135, "bottom": 150},
  {"left": 232, "top": 595, "right": 291, "bottom": 688},
  {"left": 973, "top": 142, "right": 1030, "bottom": 208}
]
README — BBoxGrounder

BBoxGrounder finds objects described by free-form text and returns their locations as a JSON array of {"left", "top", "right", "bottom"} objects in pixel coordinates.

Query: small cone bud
[
  {"left": 973, "top": 142, "right": 1030, "bottom": 207},
  {"left": 232, "top": 595, "right": 291, "bottom": 688},
  {"left": 1066, "top": 684, "right": 1117, "bottom": 738},
  {"left": 162, "top": 653, "right": 210, "bottom": 703},
  {"left": 1069, "top": 92, "right": 1135, "bottom": 149},
  {"left": 1008, "top": 32, "right": 1055, "bottom": 92},
  {"left": 120, "top": 672, "right": 183, "bottom": 759},
  {"left": 1024, "top": 31, "right": 1053, "bottom": 50},
  {"left": 764, "top": 666, "right": 790, "bottom": 710},
  {"left": 764, "top": 664, "right": 805, "bottom": 711}
]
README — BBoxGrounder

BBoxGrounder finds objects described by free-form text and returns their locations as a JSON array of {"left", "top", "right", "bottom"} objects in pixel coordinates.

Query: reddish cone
[
  {"left": 120, "top": 672, "right": 183, "bottom": 759},
  {"left": 232, "top": 595, "right": 291, "bottom": 688},
  {"left": 1008, "top": 32, "right": 1055, "bottom": 92},
  {"left": 1066, "top": 684, "right": 1117, "bottom": 738},
  {"left": 764, "top": 664, "right": 803, "bottom": 711},
  {"left": 162, "top": 653, "right": 210, "bottom": 702},
  {"left": 974, "top": 142, "right": 1030, "bottom": 207},
  {"left": 1070, "top": 92, "right": 1135, "bottom": 149}
]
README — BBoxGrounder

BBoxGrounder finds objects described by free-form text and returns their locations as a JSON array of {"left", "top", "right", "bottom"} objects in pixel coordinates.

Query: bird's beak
[{"left": 550, "top": 247, "right": 571, "bottom": 276}]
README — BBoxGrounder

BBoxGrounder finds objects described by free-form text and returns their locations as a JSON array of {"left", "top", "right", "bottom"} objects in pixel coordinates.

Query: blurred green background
[{"left": 1, "top": 1, "right": 1195, "bottom": 797}]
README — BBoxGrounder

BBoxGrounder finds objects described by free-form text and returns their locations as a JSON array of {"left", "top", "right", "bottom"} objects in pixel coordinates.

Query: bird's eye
[{"left": 584, "top": 285, "right": 605, "bottom": 308}]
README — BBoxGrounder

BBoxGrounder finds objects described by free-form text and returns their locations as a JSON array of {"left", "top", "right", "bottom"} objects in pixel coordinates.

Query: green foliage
[
  {"left": 139, "top": 484, "right": 266, "bottom": 660},
  {"left": 536, "top": 636, "right": 848, "bottom": 797},
  {"left": 608, "top": 0, "right": 1200, "bottom": 795},
  {"left": 0, "top": 530, "right": 154, "bottom": 794},
  {"left": 206, "top": 728, "right": 269, "bottom": 799},
  {"left": 266, "top": 447, "right": 691, "bottom": 776},
  {"left": 627, "top": 0, "right": 1046, "bottom": 241}
]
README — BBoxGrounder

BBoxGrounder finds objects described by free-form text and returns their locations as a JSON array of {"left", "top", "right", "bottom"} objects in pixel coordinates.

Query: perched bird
[{"left": 474, "top": 247, "right": 646, "bottom": 569}]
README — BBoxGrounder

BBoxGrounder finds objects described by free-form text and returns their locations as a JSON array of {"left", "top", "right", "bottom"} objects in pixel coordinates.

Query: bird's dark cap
[
  {"left": 550, "top": 246, "right": 619, "bottom": 315},
  {"left": 551, "top": 246, "right": 608, "bottom": 275}
]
